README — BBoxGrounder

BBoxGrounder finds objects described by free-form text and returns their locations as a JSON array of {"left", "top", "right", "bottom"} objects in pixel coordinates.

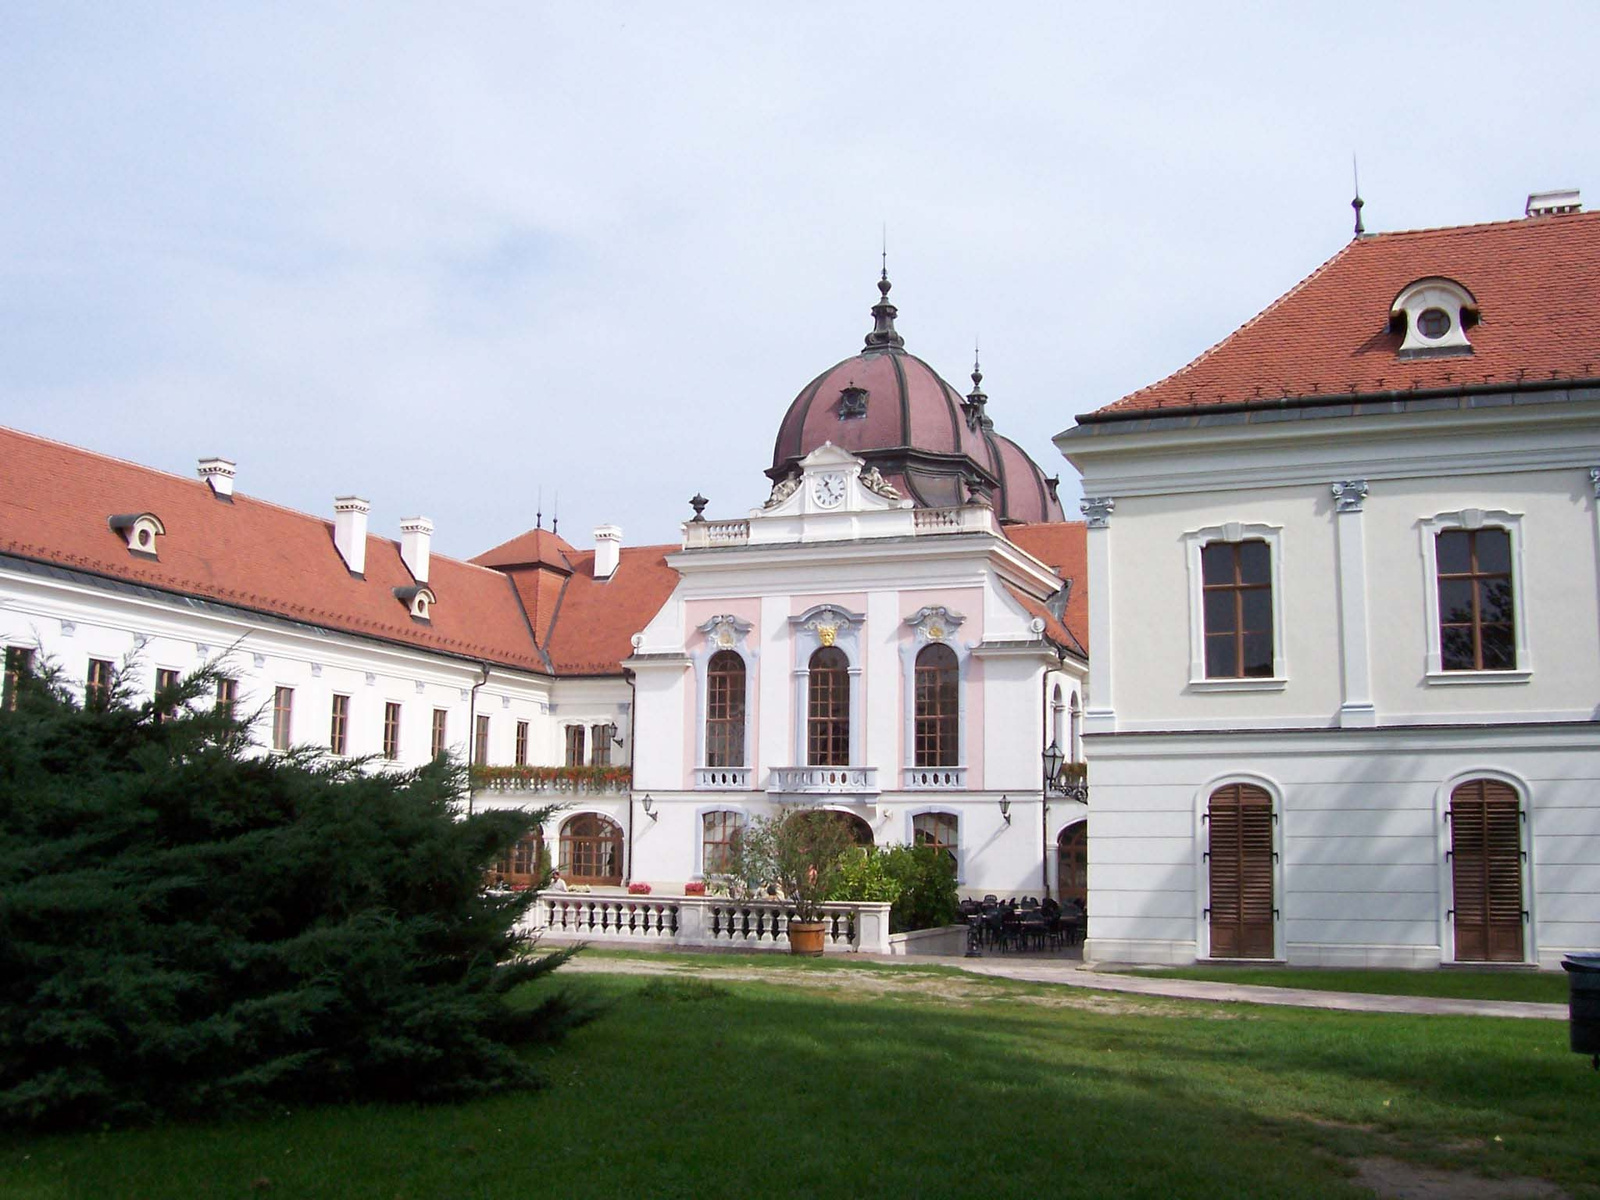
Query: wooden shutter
[
  {"left": 1450, "top": 780, "right": 1524, "bottom": 962},
  {"left": 1209, "top": 785, "right": 1275, "bottom": 959}
]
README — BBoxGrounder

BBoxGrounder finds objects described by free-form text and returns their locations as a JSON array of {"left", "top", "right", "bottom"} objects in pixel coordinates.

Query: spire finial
[
  {"left": 963, "top": 338, "right": 991, "bottom": 431},
  {"left": 864, "top": 238, "right": 904, "bottom": 352},
  {"left": 536, "top": 485, "right": 543, "bottom": 531},
  {"left": 1352, "top": 154, "right": 1366, "bottom": 238}
]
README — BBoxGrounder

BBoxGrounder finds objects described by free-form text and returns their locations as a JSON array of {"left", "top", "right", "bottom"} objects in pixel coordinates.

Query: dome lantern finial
[
  {"left": 864, "top": 248, "right": 905, "bottom": 352},
  {"left": 963, "top": 340, "right": 991, "bottom": 432}
]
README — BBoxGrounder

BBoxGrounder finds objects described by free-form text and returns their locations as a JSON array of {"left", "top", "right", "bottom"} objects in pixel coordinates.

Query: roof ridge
[
  {"left": 3, "top": 427, "right": 530, "bottom": 584},
  {"left": 1360, "top": 209, "right": 1600, "bottom": 241},
  {"left": 1108, "top": 239, "right": 1357, "bottom": 409}
]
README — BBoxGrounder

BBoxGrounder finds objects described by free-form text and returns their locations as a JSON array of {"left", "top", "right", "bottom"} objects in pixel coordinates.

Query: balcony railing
[
  {"left": 694, "top": 766, "right": 753, "bottom": 790},
  {"left": 902, "top": 766, "right": 967, "bottom": 790},
  {"left": 1048, "top": 761, "right": 1089, "bottom": 802},
  {"left": 524, "top": 892, "right": 892, "bottom": 954},
  {"left": 470, "top": 765, "right": 632, "bottom": 794},
  {"left": 767, "top": 765, "right": 880, "bottom": 796},
  {"left": 683, "top": 519, "right": 751, "bottom": 548}
]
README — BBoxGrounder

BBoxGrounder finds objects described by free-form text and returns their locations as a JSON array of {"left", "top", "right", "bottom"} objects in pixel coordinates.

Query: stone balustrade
[
  {"left": 693, "top": 766, "right": 753, "bottom": 790},
  {"left": 902, "top": 765, "right": 967, "bottom": 790},
  {"left": 683, "top": 519, "right": 751, "bottom": 548},
  {"left": 767, "top": 765, "right": 880, "bottom": 795},
  {"left": 523, "top": 892, "right": 892, "bottom": 954}
]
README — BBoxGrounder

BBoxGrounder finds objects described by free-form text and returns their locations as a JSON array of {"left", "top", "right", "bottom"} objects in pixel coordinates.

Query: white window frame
[
  {"left": 693, "top": 804, "right": 751, "bottom": 878},
  {"left": 691, "top": 615, "right": 757, "bottom": 773},
  {"left": 1418, "top": 508, "right": 1531, "bottom": 685},
  {"left": 1182, "top": 521, "right": 1288, "bottom": 691}
]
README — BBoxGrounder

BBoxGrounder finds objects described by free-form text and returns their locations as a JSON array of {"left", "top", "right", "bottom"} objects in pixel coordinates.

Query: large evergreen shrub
[{"left": 0, "top": 661, "right": 580, "bottom": 1131}]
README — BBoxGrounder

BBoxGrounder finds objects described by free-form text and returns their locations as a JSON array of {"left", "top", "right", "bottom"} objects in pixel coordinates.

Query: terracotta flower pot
[{"left": 787, "top": 919, "right": 827, "bottom": 957}]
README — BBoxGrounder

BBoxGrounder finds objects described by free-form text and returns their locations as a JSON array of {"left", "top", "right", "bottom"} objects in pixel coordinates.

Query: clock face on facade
[{"left": 812, "top": 472, "right": 847, "bottom": 509}]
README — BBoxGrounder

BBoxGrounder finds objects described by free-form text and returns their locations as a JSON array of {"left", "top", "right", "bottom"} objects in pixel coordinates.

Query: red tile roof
[
  {"left": 0, "top": 427, "right": 550, "bottom": 672},
  {"left": 1003, "top": 521, "right": 1088, "bottom": 658},
  {"left": 540, "top": 545, "right": 682, "bottom": 676},
  {"left": 1085, "top": 211, "right": 1600, "bottom": 420}
]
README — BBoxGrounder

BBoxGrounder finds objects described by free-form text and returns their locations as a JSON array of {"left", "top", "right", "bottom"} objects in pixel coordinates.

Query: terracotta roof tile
[
  {"left": 0, "top": 426, "right": 547, "bottom": 672},
  {"left": 1003, "top": 520, "right": 1088, "bottom": 657},
  {"left": 540, "top": 544, "right": 681, "bottom": 676},
  {"left": 1085, "top": 211, "right": 1600, "bottom": 419}
]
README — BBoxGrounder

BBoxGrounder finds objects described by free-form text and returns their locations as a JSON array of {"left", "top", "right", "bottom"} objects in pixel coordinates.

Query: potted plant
[{"left": 727, "top": 807, "right": 858, "bottom": 956}]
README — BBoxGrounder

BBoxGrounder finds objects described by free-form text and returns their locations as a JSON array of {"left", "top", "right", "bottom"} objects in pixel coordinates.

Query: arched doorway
[
  {"left": 1449, "top": 779, "right": 1525, "bottom": 962},
  {"left": 1207, "top": 784, "right": 1275, "bottom": 959},
  {"left": 833, "top": 811, "right": 874, "bottom": 847},
  {"left": 559, "top": 813, "right": 624, "bottom": 886},
  {"left": 1057, "top": 822, "right": 1087, "bottom": 910}
]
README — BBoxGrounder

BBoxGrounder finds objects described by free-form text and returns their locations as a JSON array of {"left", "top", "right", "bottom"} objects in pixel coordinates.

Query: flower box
[
  {"left": 684, "top": 881, "right": 707, "bottom": 896},
  {"left": 627, "top": 882, "right": 652, "bottom": 895}
]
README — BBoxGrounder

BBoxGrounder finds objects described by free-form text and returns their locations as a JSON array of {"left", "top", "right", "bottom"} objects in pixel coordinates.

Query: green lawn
[
  {"left": 1117, "top": 965, "right": 1571, "bottom": 1004},
  {"left": 1, "top": 960, "right": 1593, "bottom": 1200}
]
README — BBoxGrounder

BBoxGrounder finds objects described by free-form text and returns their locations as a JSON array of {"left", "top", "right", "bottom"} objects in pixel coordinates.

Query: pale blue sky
[{"left": 3, "top": 3, "right": 1595, "bottom": 554}]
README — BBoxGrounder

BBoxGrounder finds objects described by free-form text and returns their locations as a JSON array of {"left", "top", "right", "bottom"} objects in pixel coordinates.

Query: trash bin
[{"left": 1561, "top": 954, "right": 1600, "bottom": 1069}]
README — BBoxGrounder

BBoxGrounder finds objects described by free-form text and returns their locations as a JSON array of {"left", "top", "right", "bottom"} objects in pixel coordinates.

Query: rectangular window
[
  {"left": 215, "top": 677, "right": 238, "bottom": 719},
  {"left": 1437, "top": 528, "right": 1515, "bottom": 671},
  {"left": 330, "top": 693, "right": 350, "bottom": 756},
  {"left": 1201, "top": 540, "right": 1274, "bottom": 678},
  {"left": 383, "top": 701, "right": 402, "bottom": 760},
  {"left": 590, "top": 723, "right": 614, "bottom": 767},
  {"left": 86, "top": 658, "right": 115, "bottom": 709},
  {"left": 3, "top": 647, "right": 34, "bottom": 710},
  {"left": 474, "top": 714, "right": 491, "bottom": 766},
  {"left": 564, "top": 725, "right": 585, "bottom": 767},
  {"left": 431, "top": 708, "right": 448, "bottom": 758},
  {"left": 514, "top": 720, "right": 529, "bottom": 767},
  {"left": 155, "top": 667, "right": 181, "bottom": 720},
  {"left": 272, "top": 686, "right": 294, "bottom": 750}
]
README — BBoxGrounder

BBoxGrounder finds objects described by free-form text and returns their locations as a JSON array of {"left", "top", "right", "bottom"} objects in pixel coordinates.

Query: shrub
[
  {"left": 828, "top": 847, "right": 901, "bottom": 904},
  {"left": 722, "top": 807, "right": 859, "bottom": 921},
  {"left": 881, "top": 844, "right": 962, "bottom": 934},
  {"left": 0, "top": 661, "right": 582, "bottom": 1131}
]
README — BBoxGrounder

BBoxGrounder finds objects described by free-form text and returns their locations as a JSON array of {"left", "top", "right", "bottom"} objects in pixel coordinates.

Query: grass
[
  {"left": 1, "top": 960, "right": 1595, "bottom": 1200},
  {"left": 1116, "top": 965, "right": 1571, "bottom": 1004}
]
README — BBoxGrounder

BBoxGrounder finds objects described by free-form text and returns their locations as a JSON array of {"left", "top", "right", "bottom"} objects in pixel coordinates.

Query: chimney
[
  {"left": 197, "top": 457, "right": 236, "bottom": 497},
  {"left": 1526, "top": 189, "right": 1582, "bottom": 218},
  {"left": 593, "top": 524, "right": 622, "bottom": 580},
  {"left": 333, "top": 496, "right": 370, "bottom": 576},
  {"left": 400, "top": 517, "right": 433, "bottom": 583}
]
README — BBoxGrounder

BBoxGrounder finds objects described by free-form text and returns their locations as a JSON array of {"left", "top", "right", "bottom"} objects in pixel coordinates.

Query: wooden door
[
  {"left": 1057, "top": 823, "right": 1087, "bottom": 910},
  {"left": 1208, "top": 785, "right": 1275, "bottom": 959},
  {"left": 1450, "top": 780, "right": 1525, "bottom": 962}
]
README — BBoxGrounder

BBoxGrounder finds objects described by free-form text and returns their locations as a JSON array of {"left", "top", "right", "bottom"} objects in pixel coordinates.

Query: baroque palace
[{"left": 4, "top": 192, "right": 1597, "bottom": 968}]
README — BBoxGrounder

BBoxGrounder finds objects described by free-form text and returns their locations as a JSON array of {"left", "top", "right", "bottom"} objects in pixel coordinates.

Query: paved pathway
[{"left": 943, "top": 958, "right": 1567, "bottom": 1020}]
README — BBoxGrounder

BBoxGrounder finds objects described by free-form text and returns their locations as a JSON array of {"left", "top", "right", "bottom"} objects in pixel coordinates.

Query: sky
[{"left": 3, "top": 4, "right": 1595, "bottom": 558}]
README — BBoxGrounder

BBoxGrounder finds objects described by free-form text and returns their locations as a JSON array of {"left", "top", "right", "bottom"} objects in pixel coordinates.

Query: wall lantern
[
  {"left": 641, "top": 794, "right": 658, "bottom": 821},
  {"left": 998, "top": 795, "right": 1012, "bottom": 825},
  {"left": 1042, "top": 740, "right": 1065, "bottom": 789}
]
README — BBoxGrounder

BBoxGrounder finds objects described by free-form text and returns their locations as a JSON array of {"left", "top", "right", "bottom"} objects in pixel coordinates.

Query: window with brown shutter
[
  {"left": 1449, "top": 779, "right": 1525, "bottom": 962},
  {"left": 383, "top": 701, "right": 401, "bottom": 760},
  {"left": 3, "top": 647, "right": 34, "bottom": 711},
  {"left": 272, "top": 686, "right": 294, "bottom": 750},
  {"left": 1208, "top": 784, "right": 1275, "bottom": 959},
  {"left": 86, "top": 658, "right": 115, "bottom": 710},
  {"left": 514, "top": 719, "right": 529, "bottom": 767},
  {"left": 330, "top": 694, "right": 350, "bottom": 756}
]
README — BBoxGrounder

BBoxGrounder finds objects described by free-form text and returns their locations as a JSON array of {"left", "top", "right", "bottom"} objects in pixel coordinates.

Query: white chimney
[
  {"left": 197, "top": 457, "right": 236, "bottom": 497},
  {"left": 400, "top": 517, "right": 433, "bottom": 584},
  {"left": 1526, "top": 188, "right": 1582, "bottom": 218},
  {"left": 333, "top": 496, "right": 370, "bottom": 576},
  {"left": 594, "top": 524, "right": 622, "bottom": 580}
]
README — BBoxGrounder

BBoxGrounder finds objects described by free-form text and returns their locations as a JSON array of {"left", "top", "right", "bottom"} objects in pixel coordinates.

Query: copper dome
[{"left": 769, "top": 274, "right": 1065, "bottom": 523}]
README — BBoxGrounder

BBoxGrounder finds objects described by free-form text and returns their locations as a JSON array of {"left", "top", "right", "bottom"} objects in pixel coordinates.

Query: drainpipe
[
  {"left": 466, "top": 661, "right": 491, "bottom": 815},
  {"left": 623, "top": 666, "right": 637, "bottom": 885}
]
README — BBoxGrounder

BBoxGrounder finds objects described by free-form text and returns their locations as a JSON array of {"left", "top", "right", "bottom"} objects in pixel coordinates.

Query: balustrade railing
[
  {"left": 913, "top": 507, "right": 962, "bottom": 531},
  {"left": 684, "top": 519, "right": 751, "bottom": 548},
  {"left": 470, "top": 766, "right": 632, "bottom": 794},
  {"left": 902, "top": 766, "right": 967, "bottom": 790},
  {"left": 693, "top": 766, "right": 753, "bottom": 790},
  {"left": 523, "top": 892, "right": 891, "bottom": 954},
  {"left": 767, "top": 765, "right": 880, "bottom": 795}
]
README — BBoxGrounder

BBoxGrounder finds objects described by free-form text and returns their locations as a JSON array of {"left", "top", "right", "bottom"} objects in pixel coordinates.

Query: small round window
[{"left": 1417, "top": 307, "right": 1452, "bottom": 339}]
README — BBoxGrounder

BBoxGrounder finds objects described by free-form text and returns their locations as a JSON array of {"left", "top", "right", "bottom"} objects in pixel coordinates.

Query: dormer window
[
  {"left": 837, "top": 384, "right": 868, "bottom": 419},
  {"left": 108, "top": 512, "right": 166, "bottom": 558},
  {"left": 1390, "top": 277, "right": 1478, "bottom": 358},
  {"left": 393, "top": 585, "right": 437, "bottom": 622}
]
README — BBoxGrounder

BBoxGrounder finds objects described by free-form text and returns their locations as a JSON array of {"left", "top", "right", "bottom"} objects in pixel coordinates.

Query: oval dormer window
[
  {"left": 108, "top": 512, "right": 166, "bottom": 559},
  {"left": 1390, "top": 277, "right": 1477, "bottom": 358}
]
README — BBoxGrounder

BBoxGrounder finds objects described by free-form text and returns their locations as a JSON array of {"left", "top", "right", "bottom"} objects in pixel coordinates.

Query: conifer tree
[{"left": 0, "top": 659, "right": 579, "bottom": 1130}]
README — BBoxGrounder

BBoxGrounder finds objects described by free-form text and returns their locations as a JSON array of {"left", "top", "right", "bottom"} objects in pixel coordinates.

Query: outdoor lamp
[
  {"left": 642, "top": 794, "right": 658, "bottom": 821},
  {"left": 998, "top": 795, "right": 1012, "bottom": 825},
  {"left": 1042, "top": 740, "right": 1065, "bottom": 790}
]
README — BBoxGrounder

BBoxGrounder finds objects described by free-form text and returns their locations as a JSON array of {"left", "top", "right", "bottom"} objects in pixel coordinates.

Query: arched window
[
  {"left": 559, "top": 813, "right": 623, "bottom": 886},
  {"left": 912, "top": 811, "right": 958, "bottom": 871},
  {"left": 492, "top": 831, "right": 544, "bottom": 890},
  {"left": 1056, "top": 822, "right": 1087, "bottom": 910},
  {"left": 1068, "top": 692, "right": 1081, "bottom": 763},
  {"left": 1051, "top": 683, "right": 1065, "bottom": 749},
  {"left": 913, "top": 643, "right": 959, "bottom": 768},
  {"left": 701, "top": 809, "right": 745, "bottom": 875},
  {"left": 705, "top": 651, "right": 746, "bottom": 768},
  {"left": 807, "top": 646, "right": 850, "bottom": 766}
]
